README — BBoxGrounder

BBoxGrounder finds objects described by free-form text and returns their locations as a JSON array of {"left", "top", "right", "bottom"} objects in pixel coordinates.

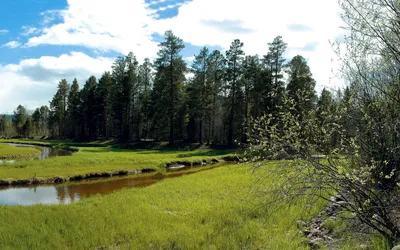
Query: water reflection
[
  {"left": 0, "top": 164, "right": 228, "bottom": 206},
  {"left": 0, "top": 143, "right": 72, "bottom": 164},
  {"left": 0, "top": 187, "right": 74, "bottom": 206}
]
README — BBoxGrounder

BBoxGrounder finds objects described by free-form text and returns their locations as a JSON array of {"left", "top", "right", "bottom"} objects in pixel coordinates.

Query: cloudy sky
[{"left": 0, "top": 0, "right": 345, "bottom": 113}]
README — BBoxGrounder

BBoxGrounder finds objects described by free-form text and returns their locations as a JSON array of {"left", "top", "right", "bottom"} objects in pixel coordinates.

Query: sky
[{"left": 0, "top": 0, "right": 346, "bottom": 113}]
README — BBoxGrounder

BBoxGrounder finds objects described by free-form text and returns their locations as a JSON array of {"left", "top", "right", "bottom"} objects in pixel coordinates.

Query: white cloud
[
  {"left": 151, "top": 2, "right": 184, "bottom": 14},
  {"left": 0, "top": 52, "right": 113, "bottom": 113},
  {"left": 26, "top": 0, "right": 159, "bottom": 61},
  {"left": 0, "top": 29, "right": 8, "bottom": 34},
  {"left": 185, "top": 56, "right": 195, "bottom": 63},
  {"left": 149, "top": 0, "right": 167, "bottom": 5},
  {"left": 2, "top": 41, "right": 21, "bottom": 49},
  {"left": 21, "top": 26, "right": 40, "bottom": 36}
]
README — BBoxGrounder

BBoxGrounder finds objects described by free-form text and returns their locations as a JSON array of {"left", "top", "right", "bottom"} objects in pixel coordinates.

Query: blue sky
[{"left": 0, "top": 0, "right": 345, "bottom": 113}]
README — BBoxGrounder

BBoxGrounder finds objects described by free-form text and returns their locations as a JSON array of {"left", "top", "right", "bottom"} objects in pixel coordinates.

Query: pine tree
[
  {"left": 111, "top": 56, "right": 127, "bottom": 140},
  {"left": 242, "top": 55, "right": 261, "bottom": 142},
  {"left": 125, "top": 52, "right": 139, "bottom": 141},
  {"left": 153, "top": 30, "right": 186, "bottom": 144},
  {"left": 67, "top": 78, "right": 80, "bottom": 138},
  {"left": 207, "top": 50, "right": 226, "bottom": 143},
  {"left": 32, "top": 106, "right": 49, "bottom": 136},
  {"left": 97, "top": 72, "right": 113, "bottom": 138},
  {"left": 80, "top": 76, "right": 97, "bottom": 139},
  {"left": 138, "top": 59, "right": 153, "bottom": 140},
  {"left": 225, "top": 39, "right": 244, "bottom": 146},
  {"left": 13, "top": 105, "right": 28, "bottom": 137},
  {"left": 286, "top": 55, "right": 317, "bottom": 119},
  {"left": 0, "top": 114, "right": 7, "bottom": 137},
  {"left": 188, "top": 47, "right": 209, "bottom": 143},
  {"left": 49, "top": 79, "right": 70, "bottom": 137},
  {"left": 263, "top": 36, "right": 287, "bottom": 114},
  {"left": 22, "top": 116, "right": 33, "bottom": 137}
]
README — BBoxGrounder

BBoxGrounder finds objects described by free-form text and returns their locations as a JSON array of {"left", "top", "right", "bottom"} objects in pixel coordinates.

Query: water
[
  {"left": 8, "top": 143, "right": 73, "bottom": 159},
  {"left": 0, "top": 164, "right": 228, "bottom": 206},
  {"left": 0, "top": 143, "right": 73, "bottom": 164}
]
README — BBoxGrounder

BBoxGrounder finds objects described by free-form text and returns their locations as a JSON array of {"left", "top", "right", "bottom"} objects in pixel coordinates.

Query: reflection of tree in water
[
  {"left": 55, "top": 185, "right": 76, "bottom": 203},
  {"left": 38, "top": 147, "right": 72, "bottom": 160},
  {"left": 54, "top": 176, "right": 161, "bottom": 202},
  {"left": 56, "top": 185, "right": 66, "bottom": 202}
]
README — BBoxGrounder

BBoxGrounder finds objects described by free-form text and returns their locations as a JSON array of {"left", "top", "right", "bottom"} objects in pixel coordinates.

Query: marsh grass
[
  {"left": 0, "top": 140, "right": 329, "bottom": 249},
  {"left": 0, "top": 163, "right": 323, "bottom": 250},
  {"left": 0, "top": 144, "right": 41, "bottom": 159},
  {"left": 0, "top": 140, "right": 235, "bottom": 179}
]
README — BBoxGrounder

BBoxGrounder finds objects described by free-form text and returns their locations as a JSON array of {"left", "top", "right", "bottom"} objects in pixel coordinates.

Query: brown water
[{"left": 0, "top": 164, "right": 229, "bottom": 206}]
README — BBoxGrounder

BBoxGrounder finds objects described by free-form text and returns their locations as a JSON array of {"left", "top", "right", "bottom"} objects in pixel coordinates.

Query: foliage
[{"left": 243, "top": 0, "right": 400, "bottom": 245}]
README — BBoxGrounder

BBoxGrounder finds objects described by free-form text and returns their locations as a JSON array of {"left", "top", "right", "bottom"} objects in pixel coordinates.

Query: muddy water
[{"left": 0, "top": 164, "right": 229, "bottom": 206}]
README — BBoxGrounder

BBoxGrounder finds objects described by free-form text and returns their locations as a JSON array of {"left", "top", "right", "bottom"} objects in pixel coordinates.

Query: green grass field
[
  {"left": 0, "top": 140, "right": 234, "bottom": 179},
  {"left": 0, "top": 139, "right": 384, "bottom": 249},
  {"left": 0, "top": 163, "right": 324, "bottom": 250},
  {"left": 0, "top": 143, "right": 41, "bottom": 159}
]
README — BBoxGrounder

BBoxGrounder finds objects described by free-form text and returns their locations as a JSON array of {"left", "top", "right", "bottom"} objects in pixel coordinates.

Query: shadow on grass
[{"left": 176, "top": 150, "right": 234, "bottom": 158}]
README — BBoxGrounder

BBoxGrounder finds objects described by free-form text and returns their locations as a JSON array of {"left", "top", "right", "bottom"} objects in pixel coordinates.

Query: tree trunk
[{"left": 199, "top": 119, "right": 203, "bottom": 144}]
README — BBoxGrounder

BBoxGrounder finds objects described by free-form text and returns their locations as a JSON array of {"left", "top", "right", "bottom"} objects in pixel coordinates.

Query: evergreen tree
[
  {"left": 125, "top": 52, "right": 139, "bottom": 141},
  {"left": 32, "top": 108, "right": 41, "bottom": 135},
  {"left": 0, "top": 114, "right": 8, "bottom": 137},
  {"left": 264, "top": 36, "right": 287, "bottom": 114},
  {"left": 207, "top": 50, "right": 226, "bottom": 143},
  {"left": 153, "top": 30, "right": 186, "bottom": 144},
  {"left": 187, "top": 47, "right": 209, "bottom": 143},
  {"left": 111, "top": 56, "right": 127, "bottom": 140},
  {"left": 111, "top": 53, "right": 139, "bottom": 141},
  {"left": 286, "top": 55, "right": 317, "bottom": 119},
  {"left": 13, "top": 105, "right": 28, "bottom": 137},
  {"left": 80, "top": 76, "right": 97, "bottom": 139},
  {"left": 32, "top": 105, "right": 49, "bottom": 136},
  {"left": 316, "top": 88, "right": 334, "bottom": 124},
  {"left": 225, "top": 39, "right": 244, "bottom": 146},
  {"left": 22, "top": 116, "right": 33, "bottom": 137},
  {"left": 97, "top": 72, "right": 113, "bottom": 138},
  {"left": 138, "top": 59, "right": 153, "bottom": 140},
  {"left": 49, "top": 79, "right": 70, "bottom": 137},
  {"left": 67, "top": 78, "right": 80, "bottom": 138},
  {"left": 242, "top": 55, "right": 261, "bottom": 142}
]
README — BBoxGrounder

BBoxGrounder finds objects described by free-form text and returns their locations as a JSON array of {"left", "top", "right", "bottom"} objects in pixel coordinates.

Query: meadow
[
  {"left": 0, "top": 143, "right": 41, "bottom": 159},
  {"left": 0, "top": 140, "right": 386, "bottom": 249},
  {"left": 0, "top": 162, "right": 326, "bottom": 250},
  {"left": 0, "top": 140, "right": 233, "bottom": 180}
]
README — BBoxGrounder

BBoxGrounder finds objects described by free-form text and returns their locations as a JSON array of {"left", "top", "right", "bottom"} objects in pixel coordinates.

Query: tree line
[{"left": 1, "top": 30, "right": 341, "bottom": 145}]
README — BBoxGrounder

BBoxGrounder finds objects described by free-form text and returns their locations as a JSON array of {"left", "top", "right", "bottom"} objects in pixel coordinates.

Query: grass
[
  {"left": 0, "top": 162, "right": 324, "bottom": 250},
  {"left": 0, "top": 139, "right": 234, "bottom": 180},
  {"left": 0, "top": 143, "right": 41, "bottom": 159}
]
